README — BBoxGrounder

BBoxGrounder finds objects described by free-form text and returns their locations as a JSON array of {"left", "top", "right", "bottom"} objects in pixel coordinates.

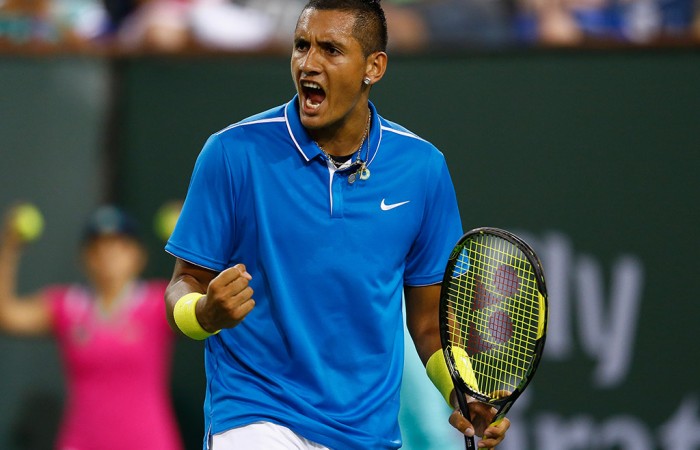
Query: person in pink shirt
[{"left": 0, "top": 204, "right": 183, "bottom": 450}]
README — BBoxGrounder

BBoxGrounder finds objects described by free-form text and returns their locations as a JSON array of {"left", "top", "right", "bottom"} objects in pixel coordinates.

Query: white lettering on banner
[
  {"left": 600, "top": 417, "right": 653, "bottom": 450},
  {"left": 497, "top": 392, "right": 700, "bottom": 449},
  {"left": 516, "top": 231, "right": 645, "bottom": 388},
  {"left": 534, "top": 414, "right": 653, "bottom": 450},
  {"left": 535, "top": 414, "right": 593, "bottom": 450},
  {"left": 575, "top": 255, "right": 644, "bottom": 387},
  {"left": 658, "top": 397, "right": 700, "bottom": 450}
]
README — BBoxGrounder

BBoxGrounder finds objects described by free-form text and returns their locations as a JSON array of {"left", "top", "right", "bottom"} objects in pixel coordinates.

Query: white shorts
[{"left": 211, "top": 422, "right": 331, "bottom": 450}]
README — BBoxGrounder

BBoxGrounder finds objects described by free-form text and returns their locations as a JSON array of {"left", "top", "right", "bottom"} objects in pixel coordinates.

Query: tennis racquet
[{"left": 439, "top": 227, "right": 548, "bottom": 449}]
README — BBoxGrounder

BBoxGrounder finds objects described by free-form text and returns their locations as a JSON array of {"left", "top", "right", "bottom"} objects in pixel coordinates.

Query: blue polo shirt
[{"left": 166, "top": 96, "right": 462, "bottom": 449}]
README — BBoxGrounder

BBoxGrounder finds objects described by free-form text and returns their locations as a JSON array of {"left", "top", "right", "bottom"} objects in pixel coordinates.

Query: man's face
[{"left": 291, "top": 8, "right": 369, "bottom": 132}]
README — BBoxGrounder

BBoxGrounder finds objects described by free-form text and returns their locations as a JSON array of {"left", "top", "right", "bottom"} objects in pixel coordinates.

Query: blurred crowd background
[{"left": 0, "top": 0, "right": 699, "bottom": 54}]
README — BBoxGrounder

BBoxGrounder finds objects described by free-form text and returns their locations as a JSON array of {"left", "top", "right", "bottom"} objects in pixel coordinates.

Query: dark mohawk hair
[{"left": 301, "top": 0, "right": 388, "bottom": 56}]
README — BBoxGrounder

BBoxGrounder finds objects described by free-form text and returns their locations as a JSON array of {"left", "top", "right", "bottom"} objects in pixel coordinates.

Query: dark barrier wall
[{"left": 1, "top": 50, "right": 698, "bottom": 449}]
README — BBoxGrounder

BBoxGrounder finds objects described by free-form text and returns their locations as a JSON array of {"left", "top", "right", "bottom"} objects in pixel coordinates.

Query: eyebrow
[
  {"left": 294, "top": 34, "right": 349, "bottom": 50},
  {"left": 319, "top": 38, "right": 347, "bottom": 50}
]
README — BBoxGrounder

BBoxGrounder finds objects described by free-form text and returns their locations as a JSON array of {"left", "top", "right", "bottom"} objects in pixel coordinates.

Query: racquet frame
[{"left": 438, "top": 227, "right": 548, "bottom": 449}]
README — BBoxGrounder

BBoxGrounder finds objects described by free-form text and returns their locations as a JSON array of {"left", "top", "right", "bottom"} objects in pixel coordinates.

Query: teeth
[
  {"left": 305, "top": 97, "right": 321, "bottom": 109},
  {"left": 301, "top": 81, "right": 322, "bottom": 90}
]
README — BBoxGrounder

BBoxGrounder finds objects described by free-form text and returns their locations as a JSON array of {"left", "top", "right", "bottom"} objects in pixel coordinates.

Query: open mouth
[{"left": 300, "top": 80, "right": 326, "bottom": 111}]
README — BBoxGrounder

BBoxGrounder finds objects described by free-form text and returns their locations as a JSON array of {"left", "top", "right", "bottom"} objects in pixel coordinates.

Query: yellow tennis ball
[
  {"left": 13, "top": 203, "right": 44, "bottom": 242},
  {"left": 452, "top": 346, "right": 480, "bottom": 393},
  {"left": 154, "top": 200, "right": 182, "bottom": 242}
]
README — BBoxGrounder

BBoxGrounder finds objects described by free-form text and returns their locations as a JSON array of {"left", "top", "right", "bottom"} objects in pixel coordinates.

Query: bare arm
[
  {"left": 164, "top": 258, "right": 255, "bottom": 336},
  {"left": 405, "top": 284, "right": 510, "bottom": 448},
  {"left": 404, "top": 284, "right": 442, "bottom": 364},
  {"left": 0, "top": 213, "right": 51, "bottom": 336}
]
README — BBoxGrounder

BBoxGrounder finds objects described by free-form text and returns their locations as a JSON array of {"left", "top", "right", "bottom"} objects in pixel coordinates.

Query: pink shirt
[{"left": 46, "top": 280, "right": 183, "bottom": 450}]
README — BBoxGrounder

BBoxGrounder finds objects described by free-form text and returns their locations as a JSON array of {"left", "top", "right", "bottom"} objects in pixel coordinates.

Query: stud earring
[{"left": 363, "top": 77, "right": 371, "bottom": 85}]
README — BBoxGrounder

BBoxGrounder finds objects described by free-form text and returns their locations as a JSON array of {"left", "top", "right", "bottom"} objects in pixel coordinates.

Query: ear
[{"left": 364, "top": 51, "right": 388, "bottom": 86}]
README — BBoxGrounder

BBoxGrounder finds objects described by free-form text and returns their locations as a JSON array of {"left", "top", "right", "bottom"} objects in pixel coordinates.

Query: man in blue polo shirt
[{"left": 164, "top": 1, "right": 511, "bottom": 449}]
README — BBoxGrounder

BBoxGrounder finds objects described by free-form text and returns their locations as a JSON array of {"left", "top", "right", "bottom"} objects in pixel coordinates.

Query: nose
[{"left": 299, "top": 47, "right": 321, "bottom": 75}]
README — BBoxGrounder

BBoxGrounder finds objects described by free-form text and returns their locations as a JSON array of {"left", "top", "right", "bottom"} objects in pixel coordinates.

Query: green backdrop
[{"left": 1, "top": 48, "right": 698, "bottom": 449}]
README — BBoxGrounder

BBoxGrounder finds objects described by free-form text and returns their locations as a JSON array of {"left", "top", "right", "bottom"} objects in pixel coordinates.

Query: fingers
[
  {"left": 478, "top": 417, "right": 510, "bottom": 448},
  {"left": 469, "top": 401, "right": 498, "bottom": 435},
  {"left": 449, "top": 408, "right": 475, "bottom": 437},
  {"left": 216, "top": 263, "right": 252, "bottom": 283},
  {"left": 448, "top": 399, "right": 510, "bottom": 448},
  {"left": 201, "top": 264, "right": 255, "bottom": 330},
  {"left": 210, "top": 264, "right": 253, "bottom": 296}
]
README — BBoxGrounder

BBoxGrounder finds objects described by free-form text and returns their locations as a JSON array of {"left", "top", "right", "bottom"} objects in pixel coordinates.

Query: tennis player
[
  {"left": 0, "top": 205, "right": 183, "bottom": 450},
  {"left": 164, "top": 0, "right": 510, "bottom": 448}
]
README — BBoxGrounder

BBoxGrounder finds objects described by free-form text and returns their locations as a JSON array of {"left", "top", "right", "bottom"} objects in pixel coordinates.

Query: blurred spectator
[
  {"left": 517, "top": 0, "right": 698, "bottom": 45},
  {"left": 115, "top": 0, "right": 192, "bottom": 51},
  {"left": 384, "top": 0, "right": 517, "bottom": 51},
  {"left": 109, "top": 0, "right": 304, "bottom": 52},
  {"left": 102, "top": 0, "right": 137, "bottom": 31},
  {"left": 0, "top": 204, "right": 183, "bottom": 450},
  {"left": 0, "top": 0, "right": 108, "bottom": 48},
  {"left": 187, "top": 0, "right": 282, "bottom": 51}
]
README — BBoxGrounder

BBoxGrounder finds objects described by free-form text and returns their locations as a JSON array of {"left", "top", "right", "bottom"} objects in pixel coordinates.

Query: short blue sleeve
[
  {"left": 165, "top": 133, "right": 236, "bottom": 272},
  {"left": 403, "top": 152, "right": 463, "bottom": 286}
]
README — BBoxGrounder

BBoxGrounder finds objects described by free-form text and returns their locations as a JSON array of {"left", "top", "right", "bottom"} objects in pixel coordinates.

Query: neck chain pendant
[
  {"left": 317, "top": 109, "right": 373, "bottom": 184},
  {"left": 348, "top": 162, "right": 371, "bottom": 184}
]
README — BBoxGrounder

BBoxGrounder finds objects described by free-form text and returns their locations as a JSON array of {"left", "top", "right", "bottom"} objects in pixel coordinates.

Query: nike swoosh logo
[{"left": 381, "top": 199, "right": 411, "bottom": 211}]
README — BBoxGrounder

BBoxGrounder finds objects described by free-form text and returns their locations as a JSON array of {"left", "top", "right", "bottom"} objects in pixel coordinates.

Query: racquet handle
[
  {"left": 465, "top": 435, "right": 476, "bottom": 449},
  {"left": 455, "top": 389, "right": 476, "bottom": 450}
]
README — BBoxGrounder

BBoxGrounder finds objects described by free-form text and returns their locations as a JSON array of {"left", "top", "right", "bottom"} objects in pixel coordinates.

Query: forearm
[
  {"left": 404, "top": 284, "right": 442, "bottom": 365},
  {"left": 166, "top": 259, "right": 255, "bottom": 336},
  {"left": 0, "top": 231, "right": 21, "bottom": 305},
  {"left": 0, "top": 230, "right": 50, "bottom": 335},
  {"left": 0, "top": 233, "right": 21, "bottom": 328},
  {"left": 164, "top": 260, "right": 212, "bottom": 333}
]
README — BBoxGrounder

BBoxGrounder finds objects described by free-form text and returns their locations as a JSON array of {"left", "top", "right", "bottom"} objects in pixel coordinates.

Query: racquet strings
[{"left": 445, "top": 234, "right": 543, "bottom": 400}]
